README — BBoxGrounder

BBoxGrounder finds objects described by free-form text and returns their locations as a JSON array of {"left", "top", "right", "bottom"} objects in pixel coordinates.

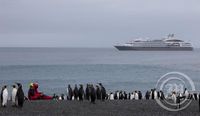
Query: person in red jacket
[
  {"left": 34, "top": 83, "right": 53, "bottom": 100},
  {"left": 28, "top": 83, "right": 53, "bottom": 100},
  {"left": 28, "top": 83, "right": 38, "bottom": 100}
]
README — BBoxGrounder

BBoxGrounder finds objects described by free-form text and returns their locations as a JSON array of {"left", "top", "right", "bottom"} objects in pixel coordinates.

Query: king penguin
[
  {"left": 99, "top": 83, "right": 106, "bottom": 101},
  {"left": 78, "top": 84, "right": 84, "bottom": 101},
  {"left": 1, "top": 85, "right": 8, "bottom": 107},
  {"left": 154, "top": 89, "right": 158, "bottom": 99},
  {"left": 12, "top": 85, "right": 18, "bottom": 106},
  {"left": 73, "top": 84, "right": 79, "bottom": 100},
  {"left": 109, "top": 92, "right": 114, "bottom": 100},
  {"left": 134, "top": 91, "right": 139, "bottom": 100},
  {"left": 90, "top": 85, "right": 96, "bottom": 104},
  {"left": 130, "top": 92, "right": 134, "bottom": 100},
  {"left": 16, "top": 83, "right": 24, "bottom": 108}
]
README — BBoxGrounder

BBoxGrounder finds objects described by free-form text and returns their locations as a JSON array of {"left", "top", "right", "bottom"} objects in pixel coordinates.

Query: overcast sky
[{"left": 0, "top": 0, "right": 200, "bottom": 47}]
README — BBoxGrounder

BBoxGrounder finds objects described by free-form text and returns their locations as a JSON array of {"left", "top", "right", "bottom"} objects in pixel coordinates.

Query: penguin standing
[
  {"left": 1, "top": 85, "right": 8, "bottom": 107},
  {"left": 12, "top": 85, "right": 18, "bottom": 106},
  {"left": 116, "top": 91, "right": 119, "bottom": 100},
  {"left": 138, "top": 91, "right": 142, "bottom": 100},
  {"left": 73, "top": 84, "right": 79, "bottom": 100},
  {"left": 78, "top": 84, "right": 84, "bottom": 101},
  {"left": 124, "top": 91, "right": 128, "bottom": 100},
  {"left": 109, "top": 92, "right": 114, "bottom": 100},
  {"left": 134, "top": 91, "right": 139, "bottom": 100},
  {"left": 114, "top": 91, "right": 117, "bottom": 100},
  {"left": 85, "top": 84, "right": 90, "bottom": 100},
  {"left": 151, "top": 89, "right": 154, "bottom": 99},
  {"left": 67, "top": 84, "right": 73, "bottom": 100},
  {"left": 99, "top": 83, "right": 106, "bottom": 101},
  {"left": 90, "top": 85, "right": 96, "bottom": 104},
  {"left": 128, "top": 93, "right": 131, "bottom": 100},
  {"left": 16, "top": 83, "right": 25, "bottom": 108},
  {"left": 96, "top": 85, "right": 101, "bottom": 100},
  {"left": 145, "top": 91, "right": 150, "bottom": 100},
  {"left": 154, "top": 90, "right": 158, "bottom": 99},
  {"left": 160, "top": 91, "right": 165, "bottom": 100},
  {"left": 184, "top": 88, "right": 189, "bottom": 99},
  {"left": 171, "top": 91, "right": 177, "bottom": 104},
  {"left": 130, "top": 92, "right": 134, "bottom": 100},
  {"left": 119, "top": 91, "right": 123, "bottom": 100}
]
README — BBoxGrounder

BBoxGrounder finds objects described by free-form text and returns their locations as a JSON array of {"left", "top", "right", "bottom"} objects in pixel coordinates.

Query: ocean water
[{"left": 0, "top": 47, "right": 200, "bottom": 95}]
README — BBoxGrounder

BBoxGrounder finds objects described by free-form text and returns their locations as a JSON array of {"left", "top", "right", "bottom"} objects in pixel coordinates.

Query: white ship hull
[{"left": 114, "top": 46, "right": 193, "bottom": 51}]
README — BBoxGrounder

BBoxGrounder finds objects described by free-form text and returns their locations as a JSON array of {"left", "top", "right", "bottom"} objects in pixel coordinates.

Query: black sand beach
[{"left": 0, "top": 100, "right": 199, "bottom": 116}]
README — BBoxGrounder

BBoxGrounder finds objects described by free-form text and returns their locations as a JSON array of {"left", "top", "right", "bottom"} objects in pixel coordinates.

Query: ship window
[{"left": 166, "top": 39, "right": 183, "bottom": 42}]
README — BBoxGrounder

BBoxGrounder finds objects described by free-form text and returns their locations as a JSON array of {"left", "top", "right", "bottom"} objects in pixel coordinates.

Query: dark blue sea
[{"left": 0, "top": 47, "right": 200, "bottom": 95}]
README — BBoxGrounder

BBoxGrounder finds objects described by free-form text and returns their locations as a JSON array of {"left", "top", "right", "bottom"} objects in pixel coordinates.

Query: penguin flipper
[{"left": 0, "top": 90, "right": 3, "bottom": 105}]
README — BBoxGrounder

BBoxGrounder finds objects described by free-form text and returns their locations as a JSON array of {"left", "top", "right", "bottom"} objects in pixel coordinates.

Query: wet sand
[{"left": 0, "top": 100, "right": 199, "bottom": 116}]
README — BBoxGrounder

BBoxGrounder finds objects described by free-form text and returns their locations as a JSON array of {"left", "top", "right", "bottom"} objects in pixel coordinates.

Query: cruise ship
[{"left": 114, "top": 34, "right": 193, "bottom": 51}]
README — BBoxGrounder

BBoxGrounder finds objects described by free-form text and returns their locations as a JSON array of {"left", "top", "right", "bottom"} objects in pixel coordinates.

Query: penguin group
[
  {"left": 1, "top": 82, "right": 200, "bottom": 113},
  {"left": 107, "top": 90, "right": 142, "bottom": 100},
  {"left": 0, "top": 83, "right": 24, "bottom": 108},
  {"left": 65, "top": 83, "right": 107, "bottom": 104},
  {"left": 33, "top": 85, "right": 200, "bottom": 113},
  {"left": 1, "top": 81, "right": 199, "bottom": 109},
  {"left": 144, "top": 88, "right": 198, "bottom": 101},
  {"left": 65, "top": 84, "right": 145, "bottom": 102},
  {"left": 144, "top": 89, "right": 165, "bottom": 100},
  {"left": 60, "top": 85, "right": 165, "bottom": 101}
]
